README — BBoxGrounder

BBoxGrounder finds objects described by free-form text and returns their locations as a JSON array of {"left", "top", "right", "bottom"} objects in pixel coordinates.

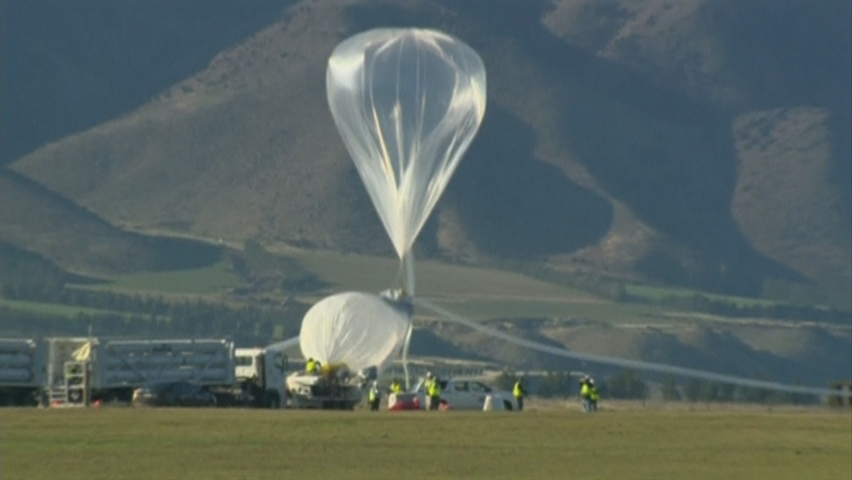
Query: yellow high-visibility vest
[{"left": 428, "top": 380, "right": 441, "bottom": 397}]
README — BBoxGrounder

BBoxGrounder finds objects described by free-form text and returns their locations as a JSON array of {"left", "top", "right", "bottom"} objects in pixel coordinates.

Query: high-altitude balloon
[
  {"left": 327, "top": 28, "right": 487, "bottom": 263},
  {"left": 299, "top": 292, "right": 411, "bottom": 373}
]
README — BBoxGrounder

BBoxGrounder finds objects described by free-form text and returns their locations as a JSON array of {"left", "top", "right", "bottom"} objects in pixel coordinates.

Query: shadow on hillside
[
  {"left": 437, "top": 0, "right": 804, "bottom": 294},
  {"left": 829, "top": 118, "right": 852, "bottom": 231},
  {"left": 445, "top": 106, "right": 613, "bottom": 259}
]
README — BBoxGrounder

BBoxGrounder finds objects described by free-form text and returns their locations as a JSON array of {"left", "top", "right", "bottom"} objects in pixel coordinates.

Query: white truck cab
[{"left": 233, "top": 347, "right": 288, "bottom": 408}]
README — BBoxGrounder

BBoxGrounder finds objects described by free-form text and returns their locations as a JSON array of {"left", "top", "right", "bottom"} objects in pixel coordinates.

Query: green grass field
[
  {"left": 71, "top": 261, "right": 244, "bottom": 296},
  {"left": 1, "top": 407, "right": 849, "bottom": 480}
]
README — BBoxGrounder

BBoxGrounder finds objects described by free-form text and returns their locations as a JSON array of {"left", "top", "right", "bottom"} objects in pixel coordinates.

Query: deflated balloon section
[{"left": 299, "top": 292, "right": 412, "bottom": 374}]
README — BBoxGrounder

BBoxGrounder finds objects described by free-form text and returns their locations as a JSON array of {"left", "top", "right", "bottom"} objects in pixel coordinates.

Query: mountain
[
  {"left": 3, "top": 0, "right": 850, "bottom": 305},
  {"left": 0, "top": 0, "right": 295, "bottom": 164}
]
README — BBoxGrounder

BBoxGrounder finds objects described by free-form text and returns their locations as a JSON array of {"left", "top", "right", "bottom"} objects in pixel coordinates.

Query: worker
[
  {"left": 427, "top": 374, "right": 442, "bottom": 410},
  {"left": 589, "top": 379, "right": 600, "bottom": 412},
  {"left": 513, "top": 377, "right": 526, "bottom": 412},
  {"left": 390, "top": 378, "right": 404, "bottom": 395},
  {"left": 368, "top": 380, "right": 381, "bottom": 411},
  {"left": 580, "top": 376, "right": 592, "bottom": 412},
  {"left": 306, "top": 357, "right": 318, "bottom": 375}
]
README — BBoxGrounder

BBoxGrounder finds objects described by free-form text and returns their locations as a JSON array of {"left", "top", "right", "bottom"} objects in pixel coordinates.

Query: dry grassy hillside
[
  {"left": 0, "top": 169, "right": 222, "bottom": 275},
  {"left": 7, "top": 0, "right": 850, "bottom": 302}
]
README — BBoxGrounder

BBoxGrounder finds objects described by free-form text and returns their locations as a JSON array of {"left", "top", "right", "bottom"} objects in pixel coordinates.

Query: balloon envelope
[
  {"left": 327, "top": 28, "right": 486, "bottom": 261},
  {"left": 299, "top": 292, "right": 411, "bottom": 373}
]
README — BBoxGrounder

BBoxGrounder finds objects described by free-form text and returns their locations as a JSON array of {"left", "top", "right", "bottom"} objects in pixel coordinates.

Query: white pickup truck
[{"left": 390, "top": 376, "right": 517, "bottom": 411}]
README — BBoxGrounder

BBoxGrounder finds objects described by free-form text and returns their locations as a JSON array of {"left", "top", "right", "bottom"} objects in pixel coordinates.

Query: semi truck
[
  {"left": 213, "top": 346, "right": 288, "bottom": 408},
  {"left": 0, "top": 338, "right": 45, "bottom": 406},
  {"left": 40, "top": 337, "right": 287, "bottom": 408}
]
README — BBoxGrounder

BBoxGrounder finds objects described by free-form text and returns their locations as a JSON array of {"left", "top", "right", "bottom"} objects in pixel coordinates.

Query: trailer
[
  {"left": 46, "top": 337, "right": 236, "bottom": 406},
  {"left": 0, "top": 338, "right": 45, "bottom": 406}
]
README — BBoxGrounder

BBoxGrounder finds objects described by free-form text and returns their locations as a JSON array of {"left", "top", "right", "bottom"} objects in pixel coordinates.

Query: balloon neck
[
  {"left": 380, "top": 288, "right": 414, "bottom": 317},
  {"left": 381, "top": 288, "right": 408, "bottom": 301}
]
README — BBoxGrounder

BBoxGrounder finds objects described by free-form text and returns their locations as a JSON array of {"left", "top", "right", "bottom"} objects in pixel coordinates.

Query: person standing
[
  {"left": 427, "top": 374, "right": 442, "bottom": 410},
  {"left": 513, "top": 377, "right": 526, "bottom": 412},
  {"left": 390, "top": 378, "right": 404, "bottom": 395},
  {"left": 423, "top": 372, "right": 433, "bottom": 409},
  {"left": 306, "top": 358, "right": 318, "bottom": 375},
  {"left": 580, "top": 376, "right": 592, "bottom": 413},
  {"left": 368, "top": 381, "right": 381, "bottom": 411}
]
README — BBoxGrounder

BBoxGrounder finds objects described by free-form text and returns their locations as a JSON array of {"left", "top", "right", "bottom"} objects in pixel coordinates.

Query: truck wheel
[
  {"left": 265, "top": 393, "right": 280, "bottom": 409},
  {"left": 503, "top": 400, "right": 514, "bottom": 411}
]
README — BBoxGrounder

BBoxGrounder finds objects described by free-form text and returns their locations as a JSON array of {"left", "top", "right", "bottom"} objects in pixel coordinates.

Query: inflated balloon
[
  {"left": 327, "top": 28, "right": 487, "bottom": 267},
  {"left": 299, "top": 292, "right": 411, "bottom": 373}
]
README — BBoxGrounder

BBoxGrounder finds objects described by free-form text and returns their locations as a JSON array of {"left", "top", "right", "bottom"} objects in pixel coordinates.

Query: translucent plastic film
[
  {"left": 299, "top": 292, "right": 411, "bottom": 373},
  {"left": 327, "top": 28, "right": 487, "bottom": 260}
]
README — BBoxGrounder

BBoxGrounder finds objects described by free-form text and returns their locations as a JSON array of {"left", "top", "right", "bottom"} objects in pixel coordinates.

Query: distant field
[
  {"left": 417, "top": 294, "right": 665, "bottom": 323},
  {"left": 290, "top": 250, "right": 594, "bottom": 299},
  {"left": 13, "top": 246, "right": 807, "bottom": 328},
  {"left": 49, "top": 248, "right": 724, "bottom": 326},
  {"left": 1, "top": 407, "right": 849, "bottom": 480},
  {"left": 626, "top": 284, "right": 780, "bottom": 307},
  {"left": 289, "top": 250, "right": 703, "bottom": 324},
  {"left": 0, "top": 299, "right": 137, "bottom": 319},
  {"left": 71, "top": 261, "right": 244, "bottom": 295}
]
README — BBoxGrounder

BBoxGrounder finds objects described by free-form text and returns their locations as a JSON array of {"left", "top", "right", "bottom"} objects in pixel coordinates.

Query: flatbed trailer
[
  {"left": 0, "top": 338, "right": 45, "bottom": 406},
  {"left": 46, "top": 337, "right": 235, "bottom": 405}
]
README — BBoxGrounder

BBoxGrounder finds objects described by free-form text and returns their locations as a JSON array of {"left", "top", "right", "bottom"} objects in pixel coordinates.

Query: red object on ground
[{"left": 389, "top": 396, "right": 421, "bottom": 411}]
